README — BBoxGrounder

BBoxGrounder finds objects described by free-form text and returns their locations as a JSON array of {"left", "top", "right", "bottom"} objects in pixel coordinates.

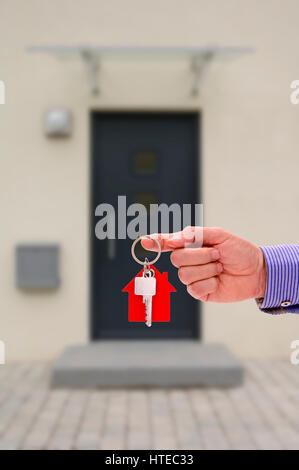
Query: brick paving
[{"left": 0, "top": 359, "right": 298, "bottom": 450}]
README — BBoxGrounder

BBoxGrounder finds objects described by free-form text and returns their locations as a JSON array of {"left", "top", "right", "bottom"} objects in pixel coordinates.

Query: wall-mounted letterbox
[{"left": 16, "top": 244, "right": 60, "bottom": 289}]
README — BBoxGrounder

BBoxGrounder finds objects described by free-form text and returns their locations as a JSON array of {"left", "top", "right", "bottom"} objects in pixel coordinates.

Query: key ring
[{"left": 131, "top": 235, "right": 161, "bottom": 266}]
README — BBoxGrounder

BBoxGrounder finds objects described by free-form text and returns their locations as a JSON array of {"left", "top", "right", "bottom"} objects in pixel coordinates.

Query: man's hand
[{"left": 141, "top": 227, "right": 267, "bottom": 303}]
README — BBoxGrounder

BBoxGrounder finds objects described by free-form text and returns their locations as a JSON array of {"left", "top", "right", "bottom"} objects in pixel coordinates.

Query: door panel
[{"left": 91, "top": 112, "right": 199, "bottom": 339}]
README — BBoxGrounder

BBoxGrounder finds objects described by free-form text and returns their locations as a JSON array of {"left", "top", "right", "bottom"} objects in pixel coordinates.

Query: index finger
[{"left": 170, "top": 247, "right": 220, "bottom": 267}]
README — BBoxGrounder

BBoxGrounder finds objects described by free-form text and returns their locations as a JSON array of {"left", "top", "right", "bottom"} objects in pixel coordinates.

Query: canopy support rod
[
  {"left": 81, "top": 50, "right": 100, "bottom": 95},
  {"left": 191, "top": 51, "right": 214, "bottom": 96}
]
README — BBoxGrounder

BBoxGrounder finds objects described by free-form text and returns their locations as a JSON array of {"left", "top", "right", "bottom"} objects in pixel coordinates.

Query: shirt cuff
[{"left": 259, "top": 244, "right": 299, "bottom": 311}]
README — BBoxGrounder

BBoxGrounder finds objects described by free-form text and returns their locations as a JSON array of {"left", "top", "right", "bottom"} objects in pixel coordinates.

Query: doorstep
[{"left": 51, "top": 341, "right": 243, "bottom": 389}]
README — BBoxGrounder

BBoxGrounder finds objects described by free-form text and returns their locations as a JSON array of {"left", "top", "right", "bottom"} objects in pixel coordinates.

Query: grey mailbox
[{"left": 16, "top": 244, "right": 60, "bottom": 289}]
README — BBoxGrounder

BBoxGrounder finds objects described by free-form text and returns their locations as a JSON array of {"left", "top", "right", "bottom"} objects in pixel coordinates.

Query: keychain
[{"left": 122, "top": 235, "right": 176, "bottom": 327}]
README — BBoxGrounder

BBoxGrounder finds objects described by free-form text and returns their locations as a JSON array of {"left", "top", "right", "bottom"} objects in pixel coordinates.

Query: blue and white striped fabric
[{"left": 258, "top": 244, "right": 299, "bottom": 314}]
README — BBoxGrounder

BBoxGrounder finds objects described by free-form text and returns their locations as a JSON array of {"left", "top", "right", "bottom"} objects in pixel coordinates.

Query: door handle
[
  {"left": 107, "top": 237, "right": 116, "bottom": 260},
  {"left": 106, "top": 213, "right": 116, "bottom": 260}
]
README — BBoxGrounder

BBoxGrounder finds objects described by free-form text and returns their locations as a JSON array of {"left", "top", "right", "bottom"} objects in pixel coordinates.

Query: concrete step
[{"left": 51, "top": 341, "right": 243, "bottom": 389}]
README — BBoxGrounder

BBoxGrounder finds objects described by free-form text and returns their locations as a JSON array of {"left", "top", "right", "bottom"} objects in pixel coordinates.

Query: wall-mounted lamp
[{"left": 44, "top": 108, "right": 72, "bottom": 137}]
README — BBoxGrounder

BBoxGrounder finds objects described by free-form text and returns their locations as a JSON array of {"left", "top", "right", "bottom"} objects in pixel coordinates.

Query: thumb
[
  {"left": 201, "top": 227, "right": 228, "bottom": 246},
  {"left": 141, "top": 227, "right": 227, "bottom": 252}
]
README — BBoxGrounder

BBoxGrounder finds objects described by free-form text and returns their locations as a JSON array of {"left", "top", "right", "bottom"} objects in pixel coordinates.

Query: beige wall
[{"left": 1, "top": 0, "right": 299, "bottom": 360}]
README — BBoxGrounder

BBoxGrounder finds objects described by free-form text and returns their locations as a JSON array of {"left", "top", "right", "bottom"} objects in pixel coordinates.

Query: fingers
[
  {"left": 178, "top": 263, "right": 223, "bottom": 285},
  {"left": 187, "top": 277, "right": 219, "bottom": 300},
  {"left": 141, "top": 227, "right": 228, "bottom": 252},
  {"left": 169, "top": 244, "right": 223, "bottom": 302},
  {"left": 170, "top": 247, "right": 220, "bottom": 267},
  {"left": 139, "top": 226, "right": 226, "bottom": 303}
]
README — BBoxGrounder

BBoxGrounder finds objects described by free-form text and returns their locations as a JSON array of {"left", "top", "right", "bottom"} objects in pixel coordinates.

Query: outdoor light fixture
[
  {"left": 44, "top": 108, "right": 72, "bottom": 137},
  {"left": 27, "top": 45, "right": 254, "bottom": 96}
]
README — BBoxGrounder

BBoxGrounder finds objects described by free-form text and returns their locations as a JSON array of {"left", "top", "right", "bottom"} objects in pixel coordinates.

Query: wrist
[{"left": 256, "top": 247, "right": 267, "bottom": 298}]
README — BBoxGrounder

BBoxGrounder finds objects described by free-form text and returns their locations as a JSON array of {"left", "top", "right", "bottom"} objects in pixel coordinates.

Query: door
[{"left": 91, "top": 112, "right": 199, "bottom": 339}]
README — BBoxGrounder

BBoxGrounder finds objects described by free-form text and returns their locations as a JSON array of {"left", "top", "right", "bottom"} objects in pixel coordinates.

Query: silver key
[{"left": 134, "top": 276, "right": 156, "bottom": 327}]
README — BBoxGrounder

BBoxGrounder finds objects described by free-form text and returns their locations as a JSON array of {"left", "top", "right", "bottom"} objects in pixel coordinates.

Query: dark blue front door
[{"left": 91, "top": 112, "right": 199, "bottom": 339}]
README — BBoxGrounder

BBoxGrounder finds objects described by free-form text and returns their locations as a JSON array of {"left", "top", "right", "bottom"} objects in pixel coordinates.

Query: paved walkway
[{"left": 0, "top": 360, "right": 299, "bottom": 450}]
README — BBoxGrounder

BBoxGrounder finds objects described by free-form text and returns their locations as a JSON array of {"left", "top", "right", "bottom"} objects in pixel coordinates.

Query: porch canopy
[{"left": 27, "top": 45, "right": 253, "bottom": 95}]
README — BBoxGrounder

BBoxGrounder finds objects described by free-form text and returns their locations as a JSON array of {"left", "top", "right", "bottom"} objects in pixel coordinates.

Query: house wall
[{"left": 1, "top": 0, "right": 299, "bottom": 360}]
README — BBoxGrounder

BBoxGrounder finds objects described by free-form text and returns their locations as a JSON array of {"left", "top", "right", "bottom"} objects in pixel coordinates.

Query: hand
[{"left": 141, "top": 227, "right": 267, "bottom": 303}]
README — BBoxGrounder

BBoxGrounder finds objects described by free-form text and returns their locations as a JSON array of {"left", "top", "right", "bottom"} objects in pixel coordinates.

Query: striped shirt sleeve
[{"left": 257, "top": 244, "right": 299, "bottom": 314}]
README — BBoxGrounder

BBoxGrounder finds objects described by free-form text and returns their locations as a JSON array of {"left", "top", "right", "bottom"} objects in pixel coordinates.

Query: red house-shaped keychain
[{"left": 122, "top": 266, "right": 176, "bottom": 323}]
